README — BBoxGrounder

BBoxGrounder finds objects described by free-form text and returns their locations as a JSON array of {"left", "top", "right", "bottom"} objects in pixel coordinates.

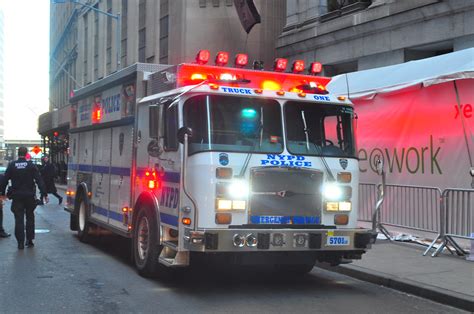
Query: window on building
[
  {"left": 322, "top": 0, "right": 371, "bottom": 22},
  {"left": 404, "top": 43, "right": 453, "bottom": 62},
  {"left": 106, "top": 0, "right": 112, "bottom": 74},
  {"left": 138, "top": 0, "right": 146, "bottom": 62},
  {"left": 324, "top": 60, "right": 358, "bottom": 77},
  {"left": 94, "top": 6, "right": 99, "bottom": 80},
  {"left": 327, "top": 0, "right": 371, "bottom": 12},
  {"left": 121, "top": 0, "right": 128, "bottom": 67},
  {"left": 159, "top": 0, "right": 169, "bottom": 64},
  {"left": 83, "top": 13, "right": 88, "bottom": 83}
]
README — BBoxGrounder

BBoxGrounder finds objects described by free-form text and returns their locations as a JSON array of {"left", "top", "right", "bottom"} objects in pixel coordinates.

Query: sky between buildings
[{"left": 0, "top": 0, "right": 50, "bottom": 141}]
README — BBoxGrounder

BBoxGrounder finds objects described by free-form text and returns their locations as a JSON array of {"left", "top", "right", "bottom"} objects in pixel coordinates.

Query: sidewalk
[{"left": 318, "top": 239, "right": 474, "bottom": 312}]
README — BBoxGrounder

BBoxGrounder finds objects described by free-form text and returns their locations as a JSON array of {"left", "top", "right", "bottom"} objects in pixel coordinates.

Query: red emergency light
[
  {"left": 145, "top": 169, "right": 160, "bottom": 190},
  {"left": 215, "top": 51, "right": 229, "bottom": 66},
  {"left": 196, "top": 50, "right": 210, "bottom": 65},
  {"left": 295, "top": 81, "right": 329, "bottom": 95},
  {"left": 175, "top": 63, "right": 332, "bottom": 95},
  {"left": 309, "top": 62, "right": 323, "bottom": 75},
  {"left": 235, "top": 53, "right": 248, "bottom": 68},
  {"left": 292, "top": 60, "right": 305, "bottom": 73},
  {"left": 273, "top": 58, "right": 288, "bottom": 72}
]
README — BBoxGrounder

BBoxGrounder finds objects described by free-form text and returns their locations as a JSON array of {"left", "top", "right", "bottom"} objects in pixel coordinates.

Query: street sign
[{"left": 32, "top": 146, "right": 42, "bottom": 155}]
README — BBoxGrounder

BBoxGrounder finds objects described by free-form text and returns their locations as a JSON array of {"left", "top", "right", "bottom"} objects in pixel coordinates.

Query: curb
[{"left": 317, "top": 263, "right": 474, "bottom": 312}]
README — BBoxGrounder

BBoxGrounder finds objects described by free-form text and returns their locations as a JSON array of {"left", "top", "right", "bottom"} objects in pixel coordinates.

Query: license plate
[{"left": 327, "top": 236, "right": 350, "bottom": 246}]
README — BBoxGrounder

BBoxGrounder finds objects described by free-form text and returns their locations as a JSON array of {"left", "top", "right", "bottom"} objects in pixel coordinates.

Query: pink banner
[{"left": 354, "top": 79, "right": 474, "bottom": 189}]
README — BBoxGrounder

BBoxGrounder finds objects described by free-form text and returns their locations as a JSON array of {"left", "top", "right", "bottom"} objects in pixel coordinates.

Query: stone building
[
  {"left": 39, "top": 0, "right": 286, "bottom": 163},
  {"left": 277, "top": 0, "right": 474, "bottom": 76}
]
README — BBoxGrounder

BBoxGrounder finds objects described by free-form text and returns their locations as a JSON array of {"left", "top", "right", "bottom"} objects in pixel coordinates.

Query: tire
[
  {"left": 133, "top": 207, "right": 162, "bottom": 277},
  {"left": 76, "top": 195, "right": 92, "bottom": 243}
]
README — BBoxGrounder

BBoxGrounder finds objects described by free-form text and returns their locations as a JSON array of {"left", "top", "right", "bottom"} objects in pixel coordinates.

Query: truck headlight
[
  {"left": 325, "top": 201, "right": 352, "bottom": 212},
  {"left": 216, "top": 199, "right": 246, "bottom": 211},
  {"left": 323, "top": 183, "right": 342, "bottom": 201},
  {"left": 228, "top": 180, "right": 249, "bottom": 199}
]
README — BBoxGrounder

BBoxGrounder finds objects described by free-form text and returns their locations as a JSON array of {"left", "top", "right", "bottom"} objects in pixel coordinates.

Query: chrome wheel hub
[{"left": 137, "top": 216, "right": 150, "bottom": 261}]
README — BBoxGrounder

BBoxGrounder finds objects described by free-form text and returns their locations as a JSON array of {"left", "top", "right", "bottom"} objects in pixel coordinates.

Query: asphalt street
[{"left": 0, "top": 198, "right": 468, "bottom": 314}]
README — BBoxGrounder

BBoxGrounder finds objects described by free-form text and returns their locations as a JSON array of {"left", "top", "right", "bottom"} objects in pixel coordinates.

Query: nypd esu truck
[{"left": 65, "top": 50, "right": 375, "bottom": 277}]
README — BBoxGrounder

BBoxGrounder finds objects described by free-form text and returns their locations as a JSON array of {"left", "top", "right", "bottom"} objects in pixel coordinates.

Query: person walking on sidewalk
[
  {"left": 0, "top": 172, "right": 10, "bottom": 238},
  {"left": 0, "top": 147, "right": 48, "bottom": 249},
  {"left": 39, "top": 156, "right": 63, "bottom": 205}
]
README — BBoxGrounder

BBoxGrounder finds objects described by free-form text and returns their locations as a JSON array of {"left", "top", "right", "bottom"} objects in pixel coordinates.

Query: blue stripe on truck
[{"left": 68, "top": 164, "right": 179, "bottom": 182}]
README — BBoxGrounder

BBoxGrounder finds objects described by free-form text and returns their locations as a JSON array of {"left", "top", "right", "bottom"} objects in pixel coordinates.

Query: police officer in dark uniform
[{"left": 0, "top": 147, "right": 48, "bottom": 249}]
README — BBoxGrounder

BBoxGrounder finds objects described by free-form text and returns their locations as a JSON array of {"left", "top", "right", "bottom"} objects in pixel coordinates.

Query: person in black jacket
[
  {"left": 0, "top": 147, "right": 48, "bottom": 249},
  {"left": 39, "top": 156, "right": 62, "bottom": 205}
]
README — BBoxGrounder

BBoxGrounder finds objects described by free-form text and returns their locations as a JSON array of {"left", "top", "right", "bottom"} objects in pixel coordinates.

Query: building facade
[
  {"left": 39, "top": 0, "right": 285, "bottom": 163},
  {"left": 277, "top": 0, "right": 474, "bottom": 76}
]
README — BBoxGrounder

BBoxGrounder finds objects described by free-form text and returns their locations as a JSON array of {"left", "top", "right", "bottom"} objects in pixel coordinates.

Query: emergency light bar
[{"left": 174, "top": 63, "right": 331, "bottom": 94}]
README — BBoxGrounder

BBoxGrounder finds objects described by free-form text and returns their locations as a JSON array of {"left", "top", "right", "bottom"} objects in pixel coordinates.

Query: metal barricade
[
  {"left": 378, "top": 184, "right": 442, "bottom": 233},
  {"left": 424, "top": 188, "right": 473, "bottom": 257},
  {"left": 358, "top": 183, "right": 377, "bottom": 222}
]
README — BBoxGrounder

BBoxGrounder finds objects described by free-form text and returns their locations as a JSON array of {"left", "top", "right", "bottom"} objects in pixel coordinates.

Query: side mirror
[
  {"left": 178, "top": 127, "right": 193, "bottom": 144},
  {"left": 149, "top": 105, "right": 160, "bottom": 139}
]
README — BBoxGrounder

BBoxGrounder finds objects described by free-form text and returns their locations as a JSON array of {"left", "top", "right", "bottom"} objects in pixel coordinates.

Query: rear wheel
[
  {"left": 133, "top": 208, "right": 162, "bottom": 277},
  {"left": 77, "top": 195, "right": 92, "bottom": 242}
]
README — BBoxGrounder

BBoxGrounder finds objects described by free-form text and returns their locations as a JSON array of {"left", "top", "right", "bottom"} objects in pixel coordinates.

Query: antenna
[{"left": 344, "top": 73, "right": 351, "bottom": 100}]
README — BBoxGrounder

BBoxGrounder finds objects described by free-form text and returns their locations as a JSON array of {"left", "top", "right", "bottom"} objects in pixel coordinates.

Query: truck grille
[{"left": 249, "top": 167, "right": 323, "bottom": 223}]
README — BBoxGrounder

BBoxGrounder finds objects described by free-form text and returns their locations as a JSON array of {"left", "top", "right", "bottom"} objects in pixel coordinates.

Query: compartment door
[
  {"left": 109, "top": 126, "right": 132, "bottom": 231},
  {"left": 90, "top": 128, "right": 112, "bottom": 224}
]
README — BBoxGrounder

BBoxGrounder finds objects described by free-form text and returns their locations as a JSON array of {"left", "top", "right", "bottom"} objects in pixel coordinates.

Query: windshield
[
  {"left": 284, "top": 101, "right": 356, "bottom": 158},
  {"left": 184, "top": 95, "right": 283, "bottom": 155}
]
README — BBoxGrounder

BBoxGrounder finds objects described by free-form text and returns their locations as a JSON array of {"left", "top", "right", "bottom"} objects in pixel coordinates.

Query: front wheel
[{"left": 133, "top": 208, "right": 162, "bottom": 277}]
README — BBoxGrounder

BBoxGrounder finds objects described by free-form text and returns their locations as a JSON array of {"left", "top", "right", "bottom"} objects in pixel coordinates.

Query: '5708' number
[{"left": 327, "top": 236, "right": 350, "bottom": 246}]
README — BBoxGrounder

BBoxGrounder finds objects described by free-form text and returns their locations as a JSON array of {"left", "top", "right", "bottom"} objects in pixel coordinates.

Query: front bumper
[{"left": 183, "top": 227, "right": 376, "bottom": 252}]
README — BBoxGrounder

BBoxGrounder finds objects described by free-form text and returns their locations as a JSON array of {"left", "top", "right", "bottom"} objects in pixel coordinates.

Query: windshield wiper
[
  {"left": 301, "top": 110, "right": 310, "bottom": 151},
  {"left": 237, "top": 107, "right": 264, "bottom": 178},
  {"left": 259, "top": 107, "right": 264, "bottom": 148},
  {"left": 300, "top": 110, "right": 335, "bottom": 182}
]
